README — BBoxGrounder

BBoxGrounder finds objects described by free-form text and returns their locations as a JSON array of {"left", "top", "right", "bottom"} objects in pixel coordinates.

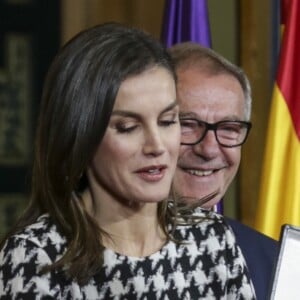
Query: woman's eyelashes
[
  {"left": 112, "top": 111, "right": 178, "bottom": 134},
  {"left": 115, "top": 121, "right": 137, "bottom": 133},
  {"left": 159, "top": 115, "right": 178, "bottom": 127}
]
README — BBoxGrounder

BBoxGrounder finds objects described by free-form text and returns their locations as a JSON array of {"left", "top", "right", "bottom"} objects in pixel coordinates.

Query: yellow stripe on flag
[{"left": 256, "top": 84, "right": 300, "bottom": 239}]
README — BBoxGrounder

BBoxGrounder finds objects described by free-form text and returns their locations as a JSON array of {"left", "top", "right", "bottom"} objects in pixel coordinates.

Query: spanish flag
[{"left": 255, "top": 0, "right": 300, "bottom": 240}]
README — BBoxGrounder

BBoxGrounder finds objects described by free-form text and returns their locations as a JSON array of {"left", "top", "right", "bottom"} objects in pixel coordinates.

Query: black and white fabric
[{"left": 0, "top": 209, "right": 256, "bottom": 299}]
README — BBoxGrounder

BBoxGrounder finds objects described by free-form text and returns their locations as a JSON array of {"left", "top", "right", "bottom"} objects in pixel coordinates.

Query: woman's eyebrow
[
  {"left": 111, "top": 110, "right": 139, "bottom": 118},
  {"left": 160, "top": 100, "right": 178, "bottom": 115},
  {"left": 111, "top": 100, "right": 178, "bottom": 118}
]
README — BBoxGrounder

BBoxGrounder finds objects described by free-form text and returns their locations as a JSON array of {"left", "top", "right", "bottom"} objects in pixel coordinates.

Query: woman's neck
[
  {"left": 82, "top": 189, "right": 167, "bottom": 257},
  {"left": 102, "top": 220, "right": 166, "bottom": 257}
]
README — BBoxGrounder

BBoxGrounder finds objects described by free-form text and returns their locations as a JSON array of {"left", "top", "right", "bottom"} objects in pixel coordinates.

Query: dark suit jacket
[{"left": 226, "top": 218, "right": 278, "bottom": 300}]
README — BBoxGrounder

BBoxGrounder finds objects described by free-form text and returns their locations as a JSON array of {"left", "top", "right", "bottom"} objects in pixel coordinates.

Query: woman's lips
[{"left": 136, "top": 165, "right": 167, "bottom": 182}]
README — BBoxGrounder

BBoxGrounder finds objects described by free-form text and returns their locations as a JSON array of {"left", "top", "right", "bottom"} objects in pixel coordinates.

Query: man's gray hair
[{"left": 169, "top": 42, "right": 252, "bottom": 120}]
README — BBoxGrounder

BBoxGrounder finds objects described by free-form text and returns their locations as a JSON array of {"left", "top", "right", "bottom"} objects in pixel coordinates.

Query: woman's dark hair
[{"left": 1, "top": 22, "right": 176, "bottom": 284}]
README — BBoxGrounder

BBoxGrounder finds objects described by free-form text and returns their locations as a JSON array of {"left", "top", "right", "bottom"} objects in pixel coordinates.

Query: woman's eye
[
  {"left": 159, "top": 119, "right": 178, "bottom": 127},
  {"left": 115, "top": 122, "right": 137, "bottom": 133},
  {"left": 159, "top": 112, "right": 178, "bottom": 127}
]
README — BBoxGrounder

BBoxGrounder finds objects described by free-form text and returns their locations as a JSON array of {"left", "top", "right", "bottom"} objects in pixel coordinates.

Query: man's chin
[
  {"left": 176, "top": 193, "right": 221, "bottom": 209},
  {"left": 201, "top": 197, "right": 221, "bottom": 210}
]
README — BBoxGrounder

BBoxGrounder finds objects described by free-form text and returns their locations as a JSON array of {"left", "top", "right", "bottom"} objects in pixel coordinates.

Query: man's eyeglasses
[{"left": 179, "top": 119, "right": 252, "bottom": 148}]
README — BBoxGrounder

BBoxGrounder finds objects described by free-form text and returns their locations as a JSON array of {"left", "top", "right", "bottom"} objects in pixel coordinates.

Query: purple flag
[
  {"left": 161, "top": 0, "right": 211, "bottom": 48},
  {"left": 161, "top": 0, "right": 223, "bottom": 214}
]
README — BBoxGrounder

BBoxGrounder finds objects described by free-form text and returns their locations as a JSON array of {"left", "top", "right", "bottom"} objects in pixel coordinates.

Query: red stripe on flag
[{"left": 277, "top": 0, "right": 300, "bottom": 139}]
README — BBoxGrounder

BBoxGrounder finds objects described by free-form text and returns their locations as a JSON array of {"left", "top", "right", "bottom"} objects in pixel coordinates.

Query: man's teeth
[{"left": 188, "top": 170, "right": 213, "bottom": 176}]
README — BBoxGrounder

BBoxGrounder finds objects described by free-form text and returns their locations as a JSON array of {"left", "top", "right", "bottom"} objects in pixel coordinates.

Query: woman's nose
[{"left": 143, "top": 128, "right": 165, "bottom": 156}]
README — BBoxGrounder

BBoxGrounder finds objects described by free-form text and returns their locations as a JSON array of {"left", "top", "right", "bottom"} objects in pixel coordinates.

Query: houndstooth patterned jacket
[{"left": 0, "top": 209, "right": 256, "bottom": 299}]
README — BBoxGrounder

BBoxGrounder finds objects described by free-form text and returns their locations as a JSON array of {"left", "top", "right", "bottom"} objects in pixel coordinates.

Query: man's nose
[{"left": 192, "top": 130, "right": 220, "bottom": 157}]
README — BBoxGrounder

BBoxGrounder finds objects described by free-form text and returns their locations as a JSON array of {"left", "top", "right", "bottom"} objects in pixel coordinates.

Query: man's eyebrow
[
  {"left": 111, "top": 100, "right": 178, "bottom": 118},
  {"left": 179, "top": 112, "right": 198, "bottom": 118},
  {"left": 179, "top": 112, "right": 245, "bottom": 121}
]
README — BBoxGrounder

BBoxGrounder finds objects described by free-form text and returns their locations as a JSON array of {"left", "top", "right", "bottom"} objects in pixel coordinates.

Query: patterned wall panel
[{"left": 0, "top": 0, "right": 60, "bottom": 235}]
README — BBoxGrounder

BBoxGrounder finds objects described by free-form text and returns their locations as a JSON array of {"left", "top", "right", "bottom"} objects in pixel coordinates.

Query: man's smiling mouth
[{"left": 185, "top": 169, "right": 214, "bottom": 176}]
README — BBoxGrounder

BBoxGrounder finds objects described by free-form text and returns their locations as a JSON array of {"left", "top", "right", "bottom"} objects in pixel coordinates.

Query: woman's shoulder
[
  {"left": 0, "top": 216, "right": 70, "bottom": 298},
  {"left": 192, "top": 207, "right": 223, "bottom": 220},
  {"left": 188, "top": 207, "right": 229, "bottom": 228},
  {"left": 175, "top": 208, "right": 235, "bottom": 243},
  {"left": 1, "top": 214, "right": 67, "bottom": 259}
]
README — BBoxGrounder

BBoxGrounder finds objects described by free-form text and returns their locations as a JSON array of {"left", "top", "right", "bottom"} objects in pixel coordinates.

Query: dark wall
[{"left": 0, "top": 0, "right": 60, "bottom": 234}]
